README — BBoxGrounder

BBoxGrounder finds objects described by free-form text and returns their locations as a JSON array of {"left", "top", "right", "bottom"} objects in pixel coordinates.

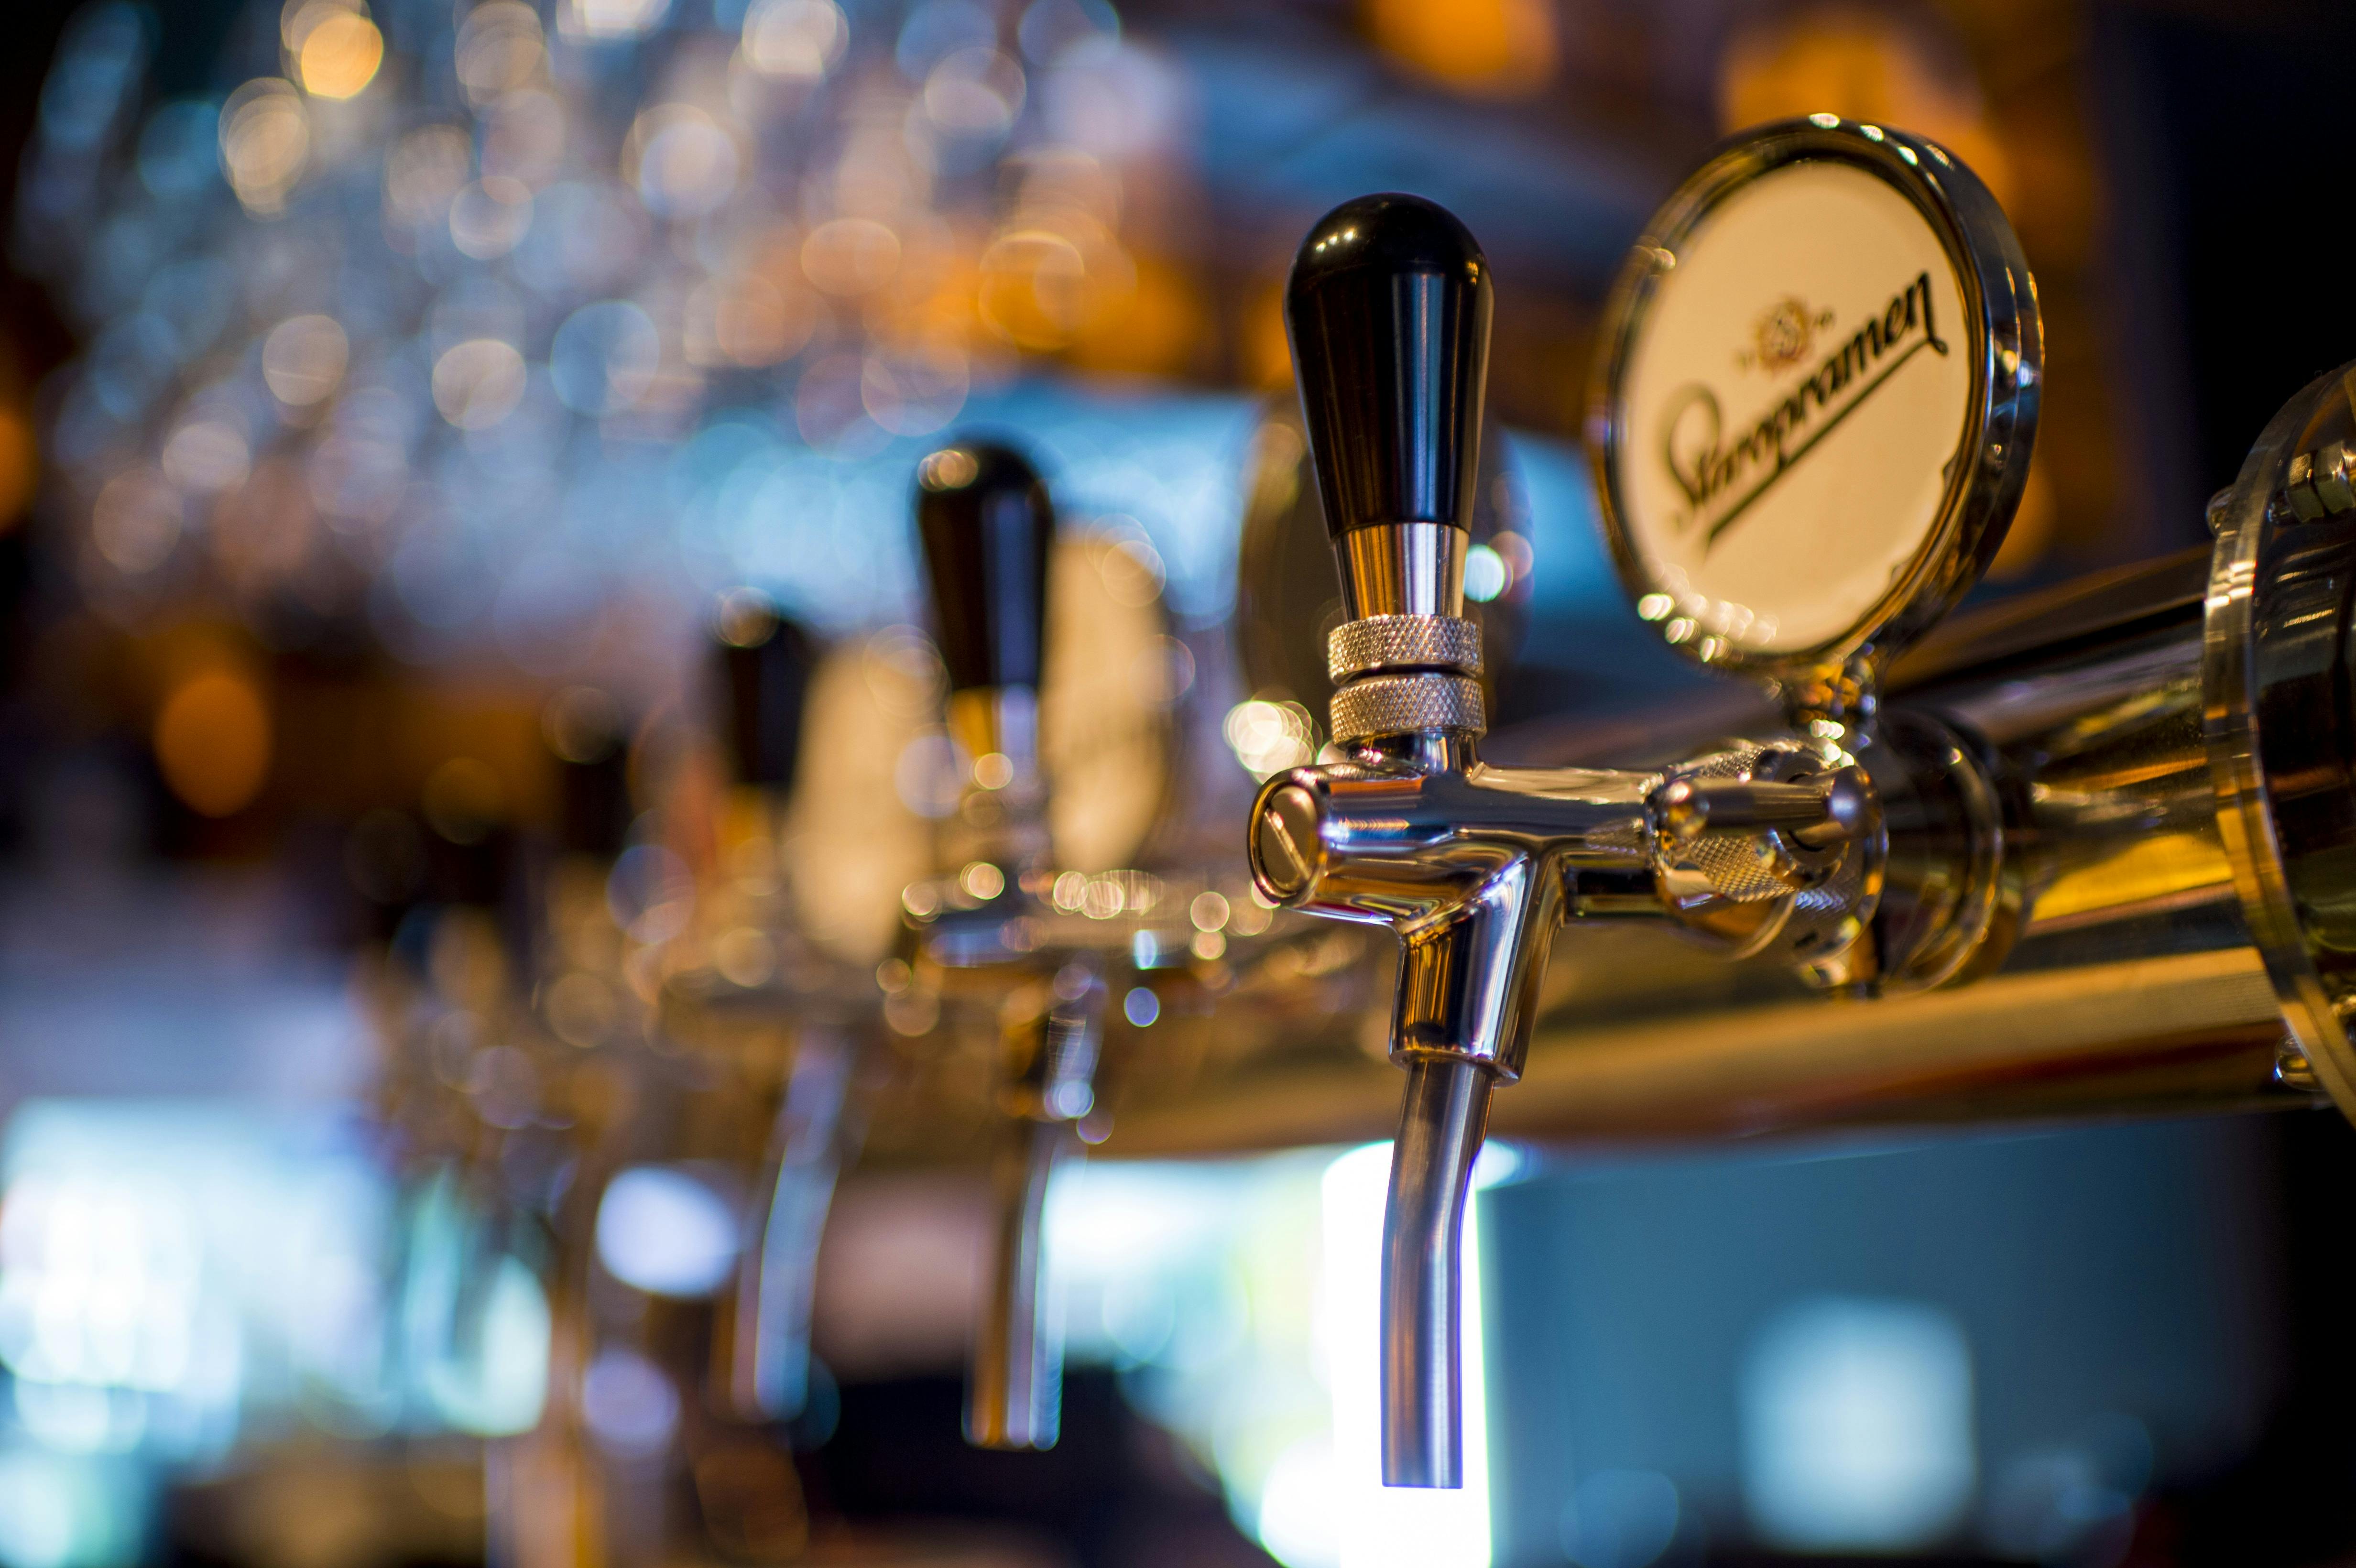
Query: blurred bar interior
[{"left": 3, "top": 0, "right": 2356, "bottom": 1565}]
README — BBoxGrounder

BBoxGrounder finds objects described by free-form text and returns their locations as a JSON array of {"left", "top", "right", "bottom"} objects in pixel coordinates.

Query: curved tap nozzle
[
  {"left": 912, "top": 436, "right": 1090, "bottom": 1451},
  {"left": 966, "top": 968, "right": 1102, "bottom": 1449},
  {"left": 705, "top": 603, "right": 863, "bottom": 1425},
  {"left": 728, "top": 1025, "right": 854, "bottom": 1421},
  {"left": 970, "top": 1115, "right": 1073, "bottom": 1449},
  {"left": 1382, "top": 1058, "right": 1492, "bottom": 1488}
]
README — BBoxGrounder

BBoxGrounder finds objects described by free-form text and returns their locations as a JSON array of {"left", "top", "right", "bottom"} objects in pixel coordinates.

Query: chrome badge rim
[{"left": 1587, "top": 115, "right": 2043, "bottom": 694}]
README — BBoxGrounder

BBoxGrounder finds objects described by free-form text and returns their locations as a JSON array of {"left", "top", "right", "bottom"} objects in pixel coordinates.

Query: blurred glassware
[{"left": 17, "top": 0, "right": 1182, "bottom": 696}]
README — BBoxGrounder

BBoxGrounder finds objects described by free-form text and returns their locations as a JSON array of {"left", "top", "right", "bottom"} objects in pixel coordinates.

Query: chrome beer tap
[
  {"left": 905, "top": 440, "right": 1111, "bottom": 1452},
  {"left": 1249, "top": 121, "right": 2040, "bottom": 1489},
  {"left": 701, "top": 601, "right": 864, "bottom": 1427},
  {"left": 904, "top": 438, "right": 1276, "bottom": 1449}
]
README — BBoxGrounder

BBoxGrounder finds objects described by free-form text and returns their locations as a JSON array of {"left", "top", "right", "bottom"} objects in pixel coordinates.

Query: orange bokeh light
[
  {"left": 1719, "top": 11, "right": 2014, "bottom": 206},
  {"left": 0, "top": 408, "right": 38, "bottom": 532},
  {"left": 154, "top": 669, "right": 273, "bottom": 818},
  {"left": 1363, "top": 0, "right": 1557, "bottom": 97}
]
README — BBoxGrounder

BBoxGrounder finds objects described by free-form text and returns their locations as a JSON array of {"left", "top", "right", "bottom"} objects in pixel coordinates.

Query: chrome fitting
[
  {"left": 1329, "top": 673, "right": 1486, "bottom": 744},
  {"left": 1328, "top": 614, "right": 1483, "bottom": 683},
  {"left": 1337, "top": 522, "right": 1467, "bottom": 620},
  {"left": 2285, "top": 442, "right": 2356, "bottom": 522},
  {"left": 1647, "top": 746, "right": 1870, "bottom": 905}
]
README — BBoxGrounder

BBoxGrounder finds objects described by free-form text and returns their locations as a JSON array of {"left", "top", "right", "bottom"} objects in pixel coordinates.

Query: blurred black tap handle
[
  {"left": 915, "top": 441, "right": 1055, "bottom": 695},
  {"left": 1285, "top": 193, "right": 1494, "bottom": 539},
  {"left": 716, "top": 598, "right": 819, "bottom": 790}
]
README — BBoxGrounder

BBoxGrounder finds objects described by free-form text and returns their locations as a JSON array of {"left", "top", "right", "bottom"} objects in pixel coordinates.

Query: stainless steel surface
[
  {"left": 966, "top": 1114, "right": 1071, "bottom": 1451},
  {"left": 1248, "top": 581, "right": 1877, "bottom": 1491},
  {"left": 728, "top": 1025, "right": 855, "bottom": 1422},
  {"left": 1109, "top": 947, "right": 2291, "bottom": 1156},
  {"left": 1262, "top": 174, "right": 1929, "bottom": 1491},
  {"left": 1327, "top": 672, "right": 1487, "bottom": 744},
  {"left": 1251, "top": 756, "right": 1657, "bottom": 1079},
  {"left": 1657, "top": 768, "right": 1868, "bottom": 848},
  {"left": 965, "top": 973, "right": 1104, "bottom": 1450},
  {"left": 1327, "top": 614, "right": 1485, "bottom": 682},
  {"left": 1648, "top": 745, "right": 1865, "bottom": 909},
  {"left": 1168, "top": 538, "right": 2315, "bottom": 1161},
  {"left": 2284, "top": 438, "right": 2356, "bottom": 520},
  {"left": 2207, "top": 364, "right": 2356, "bottom": 1125},
  {"left": 1338, "top": 522, "right": 1468, "bottom": 620},
  {"left": 2310, "top": 440, "right": 2353, "bottom": 512},
  {"left": 1379, "top": 1058, "right": 1491, "bottom": 1490}
]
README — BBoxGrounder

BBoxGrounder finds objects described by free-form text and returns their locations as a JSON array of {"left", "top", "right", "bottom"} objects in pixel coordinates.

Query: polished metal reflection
[
  {"left": 2206, "top": 364, "right": 2356, "bottom": 1123},
  {"left": 1183, "top": 549, "right": 2297, "bottom": 1159},
  {"left": 730, "top": 1025, "right": 855, "bottom": 1421},
  {"left": 1339, "top": 522, "right": 1468, "bottom": 619},
  {"left": 968, "top": 1115, "right": 1076, "bottom": 1451},
  {"left": 1249, "top": 670, "right": 1873, "bottom": 1489},
  {"left": 969, "top": 968, "right": 1110, "bottom": 1450},
  {"left": 1380, "top": 1057, "right": 1491, "bottom": 1490},
  {"left": 1262, "top": 180, "right": 1902, "bottom": 1493}
]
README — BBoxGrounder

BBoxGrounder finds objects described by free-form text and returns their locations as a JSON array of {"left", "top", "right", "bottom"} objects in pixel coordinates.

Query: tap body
[
  {"left": 1255, "top": 752, "right": 1658, "bottom": 1078},
  {"left": 1259, "top": 189, "right": 1892, "bottom": 1491},
  {"left": 1252, "top": 732, "right": 1862, "bottom": 1485}
]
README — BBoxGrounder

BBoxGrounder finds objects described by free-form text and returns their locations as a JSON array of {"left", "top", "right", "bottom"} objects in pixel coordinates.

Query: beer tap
[
  {"left": 904, "top": 439, "right": 1252, "bottom": 1450},
  {"left": 703, "top": 602, "right": 863, "bottom": 1426},
  {"left": 1248, "top": 121, "right": 2040, "bottom": 1488},
  {"left": 906, "top": 440, "right": 1095, "bottom": 1452}
]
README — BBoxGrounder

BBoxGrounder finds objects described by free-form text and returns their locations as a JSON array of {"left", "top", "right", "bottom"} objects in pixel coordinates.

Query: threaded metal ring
[
  {"left": 1326, "top": 614, "right": 1484, "bottom": 682},
  {"left": 1328, "top": 674, "right": 1486, "bottom": 743}
]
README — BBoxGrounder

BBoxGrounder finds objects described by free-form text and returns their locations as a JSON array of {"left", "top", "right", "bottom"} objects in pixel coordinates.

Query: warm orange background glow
[
  {"left": 1364, "top": 0, "right": 1558, "bottom": 96},
  {"left": 154, "top": 669, "right": 273, "bottom": 818}
]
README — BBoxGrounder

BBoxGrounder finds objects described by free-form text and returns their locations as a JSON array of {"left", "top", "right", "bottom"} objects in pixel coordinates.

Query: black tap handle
[
  {"left": 715, "top": 599, "right": 819, "bottom": 790},
  {"left": 1285, "top": 193, "right": 1494, "bottom": 540},
  {"left": 915, "top": 441, "right": 1054, "bottom": 695}
]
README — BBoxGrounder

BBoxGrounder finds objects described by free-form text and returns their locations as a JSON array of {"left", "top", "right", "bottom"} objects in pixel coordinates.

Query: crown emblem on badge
[{"left": 1737, "top": 296, "right": 1836, "bottom": 374}]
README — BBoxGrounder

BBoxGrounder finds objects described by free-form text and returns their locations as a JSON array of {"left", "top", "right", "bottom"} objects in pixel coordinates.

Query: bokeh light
[{"left": 153, "top": 668, "right": 272, "bottom": 818}]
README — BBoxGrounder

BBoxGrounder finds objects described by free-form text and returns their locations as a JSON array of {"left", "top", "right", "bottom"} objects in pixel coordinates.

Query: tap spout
[
  {"left": 1381, "top": 1056, "right": 1494, "bottom": 1488},
  {"left": 967, "top": 972, "right": 1100, "bottom": 1450},
  {"left": 727, "top": 1024, "right": 856, "bottom": 1420},
  {"left": 967, "top": 1113, "right": 1072, "bottom": 1449}
]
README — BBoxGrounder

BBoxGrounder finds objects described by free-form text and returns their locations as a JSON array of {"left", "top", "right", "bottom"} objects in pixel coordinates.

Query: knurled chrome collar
[
  {"left": 1326, "top": 614, "right": 1483, "bottom": 683},
  {"left": 1328, "top": 673, "right": 1486, "bottom": 744}
]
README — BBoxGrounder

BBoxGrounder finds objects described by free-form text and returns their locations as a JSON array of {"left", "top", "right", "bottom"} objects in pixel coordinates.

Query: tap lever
[
  {"left": 1288, "top": 194, "right": 1494, "bottom": 645},
  {"left": 1287, "top": 194, "right": 1494, "bottom": 547},
  {"left": 714, "top": 598, "right": 819, "bottom": 791},
  {"left": 916, "top": 441, "right": 1054, "bottom": 697},
  {"left": 916, "top": 440, "right": 1055, "bottom": 785},
  {"left": 916, "top": 438, "right": 1056, "bottom": 861},
  {"left": 1654, "top": 765, "right": 1872, "bottom": 851}
]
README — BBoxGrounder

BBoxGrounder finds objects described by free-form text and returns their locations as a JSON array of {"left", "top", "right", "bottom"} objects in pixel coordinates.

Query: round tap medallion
[{"left": 1590, "top": 117, "right": 2041, "bottom": 681}]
